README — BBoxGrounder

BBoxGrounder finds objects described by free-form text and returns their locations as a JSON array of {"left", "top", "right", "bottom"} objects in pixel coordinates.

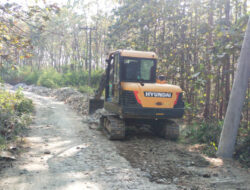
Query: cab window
[
  {"left": 114, "top": 54, "right": 119, "bottom": 83},
  {"left": 122, "top": 57, "right": 156, "bottom": 83}
]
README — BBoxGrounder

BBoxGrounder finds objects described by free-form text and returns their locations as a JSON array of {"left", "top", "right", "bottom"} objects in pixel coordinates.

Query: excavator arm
[
  {"left": 93, "top": 73, "right": 106, "bottom": 100},
  {"left": 88, "top": 54, "right": 113, "bottom": 114}
]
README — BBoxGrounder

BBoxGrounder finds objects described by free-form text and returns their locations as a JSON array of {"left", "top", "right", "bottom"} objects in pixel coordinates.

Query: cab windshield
[{"left": 122, "top": 57, "right": 156, "bottom": 83}]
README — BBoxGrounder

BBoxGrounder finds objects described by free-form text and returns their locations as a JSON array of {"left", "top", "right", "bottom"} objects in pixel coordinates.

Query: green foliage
[
  {"left": 0, "top": 2, "right": 60, "bottom": 62},
  {"left": 78, "top": 85, "right": 94, "bottom": 94},
  {"left": 235, "top": 126, "right": 250, "bottom": 167},
  {"left": 14, "top": 89, "right": 34, "bottom": 115},
  {"left": 0, "top": 89, "right": 33, "bottom": 149},
  {"left": 37, "top": 77, "right": 57, "bottom": 88},
  {"left": 15, "top": 98, "right": 34, "bottom": 114},
  {"left": 1, "top": 66, "right": 20, "bottom": 84},
  {"left": 37, "top": 73, "right": 56, "bottom": 88},
  {"left": 3, "top": 66, "right": 104, "bottom": 90},
  {"left": 61, "top": 70, "right": 103, "bottom": 88},
  {"left": 184, "top": 120, "right": 223, "bottom": 157},
  {"left": 202, "top": 142, "right": 219, "bottom": 157},
  {"left": 185, "top": 120, "right": 250, "bottom": 165},
  {"left": 36, "top": 68, "right": 64, "bottom": 88},
  {"left": 22, "top": 69, "right": 40, "bottom": 85},
  {"left": 185, "top": 120, "right": 223, "bottom": 144},
  {"left": 90, "top": 70, "right": 104, "bottom": 87}
]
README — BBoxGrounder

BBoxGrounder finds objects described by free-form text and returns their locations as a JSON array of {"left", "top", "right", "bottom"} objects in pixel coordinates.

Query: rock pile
[
  {"left": 0, "top": 83, "right": 13, "bottom": 90},
  {"left": 52, "top": 87, "right": 81, "bottom": 101},
  {"left": 12, "top": 83, "right": 92, "bottom": 117},
  {"left": 65, "top": 93, "right": 89, "bottom": 115},
  {"left": 12, "top": 83, "right": 52, "bottom": 96},
  {"left": 28, "top": 86, "right": 53, "bottom": 96},
  {"left": 86, "top": 108, "right": 109, "bottom": 125},
  {"left": 51, "top": 87, "right": 90, "bottom": 116},
  {"left": 12, "top": 83, "right": 28, "bottom": 91}
]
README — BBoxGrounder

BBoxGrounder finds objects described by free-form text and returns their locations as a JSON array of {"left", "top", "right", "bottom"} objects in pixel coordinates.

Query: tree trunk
[
  {"left": 243, "top": 0, "right": 247, "bottom": 15},
  {"left": 224, "top": 0, "right": 231, "bottom": 113},
  {"left": 88, "top": 30, "right": 92, "bottom": 86},
  {"left": 217, "top": 17, "right": 250, "bottom": 158},
  {"left": 85, "top": 30, "right": 89, "bottom": 70},
  {"left": 203, "top": 0, "right": 214, "bottom": 119}
]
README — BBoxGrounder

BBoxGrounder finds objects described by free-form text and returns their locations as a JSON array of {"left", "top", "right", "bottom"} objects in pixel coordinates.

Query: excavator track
[
  {"left": 163, "top": 120, "right": 179, "bottom": 140},
  {"left": 100, "top": 115, "right": 126, "bottom": 140},
  {"left": 151, "top": 120, "right": 179, "bottom": 140}
]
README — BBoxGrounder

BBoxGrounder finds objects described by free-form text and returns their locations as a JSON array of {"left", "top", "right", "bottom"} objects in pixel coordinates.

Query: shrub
[
  {"left": 15, "top": 98, "right": 34, "bottom": 114},
  {"left": 185, "top": 120, "right": 250, "bottom": 166},
  {"left": 202, "top": 142, "right": 218, "bottom": 157},
  {"left": 0, "top": 89, "right": 34, "bottom": 149},
  {"left": 2, "top": 68, "right": 20, "bottom": 84},
  {"left": 37, "top": 77, "right": 57, "bottom": 88},
  {"left": 235, "top": 126, "right": 250, "bottom": 167},
  {"left": 78, "top": 85, "right": 94, "bottom": 94},
  {"left": 2, "top": 65, "right": 104, "bottom": 90},
  {"left": 185, "top": 120, "right": 223, "bottom": 144},
  {"left": 91, "top": 70, "right": 104, "bottom": 87},
  {"left": 24, "top": 70, "right": 40, "bottom": 85},
  {"left": 37, "top": 69, "right": 62, "bottom": 88},
  {"left": 62, "top": 72, "right": 81, "bottom": 86},
  {"left": 183, "top": 120, "right": 223, "bottom": 157}
]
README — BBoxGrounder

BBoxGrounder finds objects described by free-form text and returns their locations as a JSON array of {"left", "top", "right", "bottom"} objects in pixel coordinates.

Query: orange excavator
[{"left": 89, "top": 50, "right": 184, "bottom": 140}]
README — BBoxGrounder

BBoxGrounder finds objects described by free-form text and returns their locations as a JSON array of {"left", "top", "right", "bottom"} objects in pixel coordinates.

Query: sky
[
  {"left": 1, "top": 0, "right": 116, "bottom": 17},
  {"left": 1, "top": 0, "right": 250, "bottom": 17},
  {"left": 2, "top": 0, "right": 110, "bottom": 7},
  {"left": 0, "top": 0, "right": 117, "bottom": 25}
]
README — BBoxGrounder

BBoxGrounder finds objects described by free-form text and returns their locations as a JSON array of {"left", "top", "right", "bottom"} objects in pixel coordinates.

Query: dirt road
[
  {"left": 0, "top": 91, "right": 176, "bottom": 190},
  {"left": 0, "top": 87, "right": 249, "bottom": 190},
  {"left": 115, "top": 132, "right": 250, "bottom": 190}
]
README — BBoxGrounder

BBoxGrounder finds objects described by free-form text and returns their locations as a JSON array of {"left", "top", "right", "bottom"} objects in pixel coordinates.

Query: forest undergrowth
[
  {"left": 183, "top": 120, "right": 250, "bottom": 167},
  {"left": 0, "top": 85, "right": 34, "bottom": 151},
  {"left": 2, "top": 66, "right": 103, "bottom": 94}
]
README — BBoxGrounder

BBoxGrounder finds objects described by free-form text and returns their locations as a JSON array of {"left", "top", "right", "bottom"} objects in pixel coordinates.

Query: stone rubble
[{"left": 11, "top": 83, "right": 92, "bottom": 117}]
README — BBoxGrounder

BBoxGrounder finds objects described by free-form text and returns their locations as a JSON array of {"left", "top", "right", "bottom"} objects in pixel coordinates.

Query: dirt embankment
[{"left": 1, "top": 83, "right": 249, "bottom": 190}]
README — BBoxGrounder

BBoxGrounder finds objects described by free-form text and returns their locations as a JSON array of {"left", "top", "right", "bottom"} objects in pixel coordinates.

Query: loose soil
[
  {"left": 0, "top": 84, "right": 249, "bottom": 190},
  {"left": 115, "top": 127, "right": 250, "bottom": 189}
]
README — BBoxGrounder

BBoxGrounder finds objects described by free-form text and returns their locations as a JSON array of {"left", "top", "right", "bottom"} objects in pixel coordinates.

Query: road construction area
[{"left": 0, "top": 84, "right": 249, "bottom": 190}]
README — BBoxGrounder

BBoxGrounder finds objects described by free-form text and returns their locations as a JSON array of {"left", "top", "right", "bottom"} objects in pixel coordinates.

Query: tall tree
[
  {"left": 203, "top": 0, "right": 214, "bottom": 119},
  {"left": 217, "top": 17, "right": 250, "bottom": 158}
]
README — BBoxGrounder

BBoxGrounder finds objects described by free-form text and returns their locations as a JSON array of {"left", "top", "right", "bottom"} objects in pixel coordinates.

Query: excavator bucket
[{"left": 88, "top": 99, "right": 104, "bottom": 114}]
